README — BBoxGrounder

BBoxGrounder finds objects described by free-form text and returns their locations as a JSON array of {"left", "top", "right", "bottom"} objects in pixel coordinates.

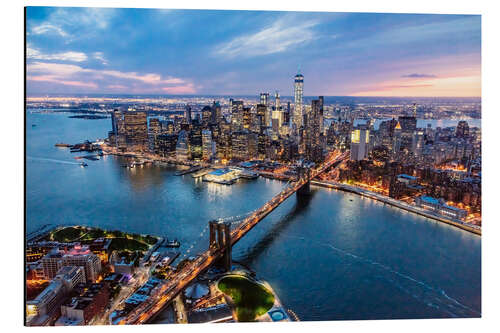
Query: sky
[{"left": 26, "top": 7, "right": 481, "bottom": 97}]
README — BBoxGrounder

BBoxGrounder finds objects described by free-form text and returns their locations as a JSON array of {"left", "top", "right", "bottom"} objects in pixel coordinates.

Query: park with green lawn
[
  {"left": 44, "top": 225, "right": 159, "bottom": 253},
  {"left": 217, "top": 275, "right": 275, "bottom": 322}
]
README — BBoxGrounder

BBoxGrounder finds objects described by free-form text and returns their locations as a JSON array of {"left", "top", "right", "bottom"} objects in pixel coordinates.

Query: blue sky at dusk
[{"left": 26, "top": 7, "right": 481, "bottom": 97}]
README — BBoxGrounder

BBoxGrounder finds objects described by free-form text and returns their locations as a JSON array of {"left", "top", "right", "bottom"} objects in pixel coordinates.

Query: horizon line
[{"left": 26, "top": 93, "right": 482, "bottom": 99}]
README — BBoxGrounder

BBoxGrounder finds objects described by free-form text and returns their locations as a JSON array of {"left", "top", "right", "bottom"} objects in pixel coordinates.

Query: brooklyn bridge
[{"left": 118, "top": 151, "right": 349, "bottom": 324}]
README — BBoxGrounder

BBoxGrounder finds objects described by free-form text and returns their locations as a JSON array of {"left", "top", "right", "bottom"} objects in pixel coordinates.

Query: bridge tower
[
  {"left": 297, "top": 165, "right": 312, "bottom": 196},
  {"left": 208, "top": 220, "right": 232, "bottom": 271}
]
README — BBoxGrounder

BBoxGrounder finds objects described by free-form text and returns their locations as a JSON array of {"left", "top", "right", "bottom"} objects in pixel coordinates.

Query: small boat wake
[
  {"left": 27, "top": 156, "right": 81, "bottom": 166},
  {"left": 286, "top": 235, "right": 480, "bottom": 318}
]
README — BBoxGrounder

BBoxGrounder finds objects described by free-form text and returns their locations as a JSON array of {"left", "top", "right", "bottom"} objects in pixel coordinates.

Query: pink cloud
[
  {"left": 27, "top": 61, "right": 197, "bottom": 94},
  {"left": 351, "top": 73, "right": 480, "bottom": 97},
  {"left": 161, "top": 84, "right": 196, "bottom": 94},
  {"left": 106, "top": 84, "right": 128, "bottom": 90},
  {"left": 28, "top": 74, "right": 98, "bottom": 89}
]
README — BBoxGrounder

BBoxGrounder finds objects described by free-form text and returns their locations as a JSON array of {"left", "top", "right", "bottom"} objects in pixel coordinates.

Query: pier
[{"left": 175, "top": 165, "right": 203, "bottom": 176}]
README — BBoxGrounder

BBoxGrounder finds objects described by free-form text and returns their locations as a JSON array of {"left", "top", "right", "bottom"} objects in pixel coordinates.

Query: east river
[{"left": 26, "top": 112, "right": 481, "bottom": 321}]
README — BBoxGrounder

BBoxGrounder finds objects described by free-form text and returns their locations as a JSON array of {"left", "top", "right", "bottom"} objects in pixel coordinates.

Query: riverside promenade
[{"left": 312, "top": 180, "right": 481, "bottom": 235}]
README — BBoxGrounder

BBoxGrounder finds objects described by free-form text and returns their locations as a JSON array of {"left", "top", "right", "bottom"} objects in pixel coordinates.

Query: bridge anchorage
[{"left": 208, "top": 220, "right": 232, "bottom": 271}]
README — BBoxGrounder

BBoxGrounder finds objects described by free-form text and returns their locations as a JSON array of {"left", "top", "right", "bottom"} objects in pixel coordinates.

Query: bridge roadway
[{"left": 119, "top": 151, "right": 349, "bottom": 325}]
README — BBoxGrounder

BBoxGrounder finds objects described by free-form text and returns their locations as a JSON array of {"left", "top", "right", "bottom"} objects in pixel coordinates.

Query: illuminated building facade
[
  {"left": 392, "top": 121, "right": 402, "bottom": 156},
  {"left": 202, "top": 129, "right": 213, "bottom": 161},
  {"left": 156, "top": 134, "right": 177, "bottom": 157},
  {"left": 415, "top": 196, "right": 467, "bottom": 220},
  {"left": 203, "top": 168, "right": 240, "bottom": 184},
  {"left": 260, "top": 92, "right": 271, "bottom": 126},
  {"left": 26, "top": 280, "right": 66, "bottom": 325},
  {"left": 124, "top": 111, "right": 148, "bottom": 150},
  {"left": 256, "top": 104, "right": 267, "bottom": 130},
  {"left": 456, "top": 120, "right": 470, "bottom": 138},
  {"left": 216, "top": 121, "right": 232, "bottom": 162},
  {"left": 109, "top": 110, "right": 126, "bottom": 149},
  {"left": 189, "top": 122, "right": 203, "bottom": 160},
  {"left": 176, "top": 130, "right": 190, "bottom": 161},
  {"left": 148, "top": 117, "right": 161, "bottom": 152},
  {"left": 350, "top": 127, "right": 370, "bottom": 161},
  {"left": 242, "top": 107, "right": 253, "bottom": 130},
  {"left": 211, "top": 101, "right": 222, "bottom": 124},
  {"left": 230, "top": 100, "right": 244, "bottom": 131},
  {"left": 62, "top": 245, "right": 102, "bottom": 283},
  {"left": 231, "top": 130, "right": 257, "bottom": 161},
  {"left": 185, "top": 104, "right": 192, "bottom": 124},
  {"left": 201, "top": 106, "right": 212, "bottom": 127},
  {"left": 304, "top": 98, "right": 324, "bottom": 162},
  {"left": 293, "top": 71, "right": 304, "bottom": 129},
  {"left": 397, "top": 116, "right": 417, "bottom": 152}
]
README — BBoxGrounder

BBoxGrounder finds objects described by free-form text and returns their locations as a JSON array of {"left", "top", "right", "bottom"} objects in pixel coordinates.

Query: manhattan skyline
[{"left": 26, "top": 7, "right": 481, "bottom": 97}]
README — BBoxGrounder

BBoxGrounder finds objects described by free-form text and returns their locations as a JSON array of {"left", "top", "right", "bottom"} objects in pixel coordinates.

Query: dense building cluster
[
  {"left": 334, "top": 116, "right": 481, "bottom": 220},
  {"left": 26, "top": 244, "right": 107, "bottom": 326},
  {"left": 25, "top": 228, "right": 160, "bottom": 327},
  {"left": 103, "top": 72, "right": 481, "bottom": 223},
  {"left": 107, "top": 71, "right": 326, "bottom": 165}
]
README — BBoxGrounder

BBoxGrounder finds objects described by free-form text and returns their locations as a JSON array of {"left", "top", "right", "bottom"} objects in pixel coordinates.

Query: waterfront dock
[
  {"left": 175, "top": 165, "right": 203, "bottom": 176},
  {"left": 191, "top": 168, "right": 214, "bottom": 178}
]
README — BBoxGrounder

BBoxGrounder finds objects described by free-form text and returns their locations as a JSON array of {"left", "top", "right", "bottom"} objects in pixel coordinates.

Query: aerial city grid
[{"left": 25, "top": 8, "right": 481, "bottom": 327}]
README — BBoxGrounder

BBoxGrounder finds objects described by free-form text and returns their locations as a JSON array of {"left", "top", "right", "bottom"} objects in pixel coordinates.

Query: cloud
[
  {"left": 344, "top": 16, "right": 480, "bottom": 50},
  {"left": 351, "top": 72, "right": 480, "bottom": 97},
  {"left": 213, "top": 16, "right": 321, "bottom": 59},
  {"left": 30, "top": 23, "right": 68, "bottom": 37},
  {"left": 384, "top": 84, "right": 434, "bottom": 89},
  {"left": 27, "top": 62, "right": 196, "bottom": 94},
  {"left": 402, "top": 73, "right": 437, "bottom": 78},
  {"left": 92, "top": 52, "right": 108, "bottom": 65},
  {"left": 28, "top": 7, "right": 116, "bottom": 40},
  {"left": 27, "top": 46, "right": 88, "bottom": 62}
]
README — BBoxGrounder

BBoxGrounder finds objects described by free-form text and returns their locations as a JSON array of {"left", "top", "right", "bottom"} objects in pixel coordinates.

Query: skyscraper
[
  {"left": 109, "top": 110, "right": 126, "bottom": 149},
  {"left": 350, "top": 127, "right": 370, "bottom": 161},
  {"left": 176, "top": 130, "right": 190, "bottom": 161},
  {"left": 293, "top": 71, "right": 304, "bottom": 129},
  {"left": 242, "top": 107, "right": 253, "bottom": 131},
  {"left": 260, "top": 92, "right": 269, "bottom": 106},
  {"left": 230, "top": 100, "right": 244, "bottom": 131},
  {"left": 211, "top": 101, "right": 222, "bottom": 124},
  {"left": 397, "top": 116, "right": 417, "bottom": 152},
  {"left": 123, "top": 111, "right": 148, "bottom": 150},
  {"left": 305, "top": 98, "right": 324, "bottom": 162},
  {"left": 456, "top": 120, "right": 470, "bottom": 138},
  {"left": 189, "top": 122, "right": 203, "bottom": 160},
  {"left": 201, "top": 106, "right": 212, "bottom": 127},
  {"left": 260, "top": 93, "right": 271, "bottom": 126},
  {"left": 202, "top": 129, "right": 213, "bottom": 161},
  {"left": 256, "top": 104, "right": 267, "bottom": 130},
  {"left": 185, "top": 104, "right": 192, "bottom": 124},
  {"left": 392, "top": 121, "right": 402, "bottom": 156},
  {"left": 148, "top": 117, "right": 161, "bottom": 152},
  {"left": 275, "top": 91, "right": 281, "bottom": 112}
]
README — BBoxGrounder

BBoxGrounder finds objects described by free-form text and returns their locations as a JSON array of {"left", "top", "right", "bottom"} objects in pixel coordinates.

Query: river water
[{"left": 26, "top": 112, "right": 481, "bottom": 321}]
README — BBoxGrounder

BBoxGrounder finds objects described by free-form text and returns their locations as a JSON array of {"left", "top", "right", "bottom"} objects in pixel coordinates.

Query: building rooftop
[
  {"left": 442, "top": 204, "right": 466, "bottom": 212},
  {"left": 209, "top": 168, "right": 232, "bottom": 176},
  {"left": 420, "top": 196, "right": 440, "bottom": 205},
  {"left": 66, "top": 244, "right": 92, "bottom": 256},
  {"left": 397, "top": 174, "right": 418, "bottom": 180},
  {"left": 28, "top": 280, "right": 64, "bottom": 304}
]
